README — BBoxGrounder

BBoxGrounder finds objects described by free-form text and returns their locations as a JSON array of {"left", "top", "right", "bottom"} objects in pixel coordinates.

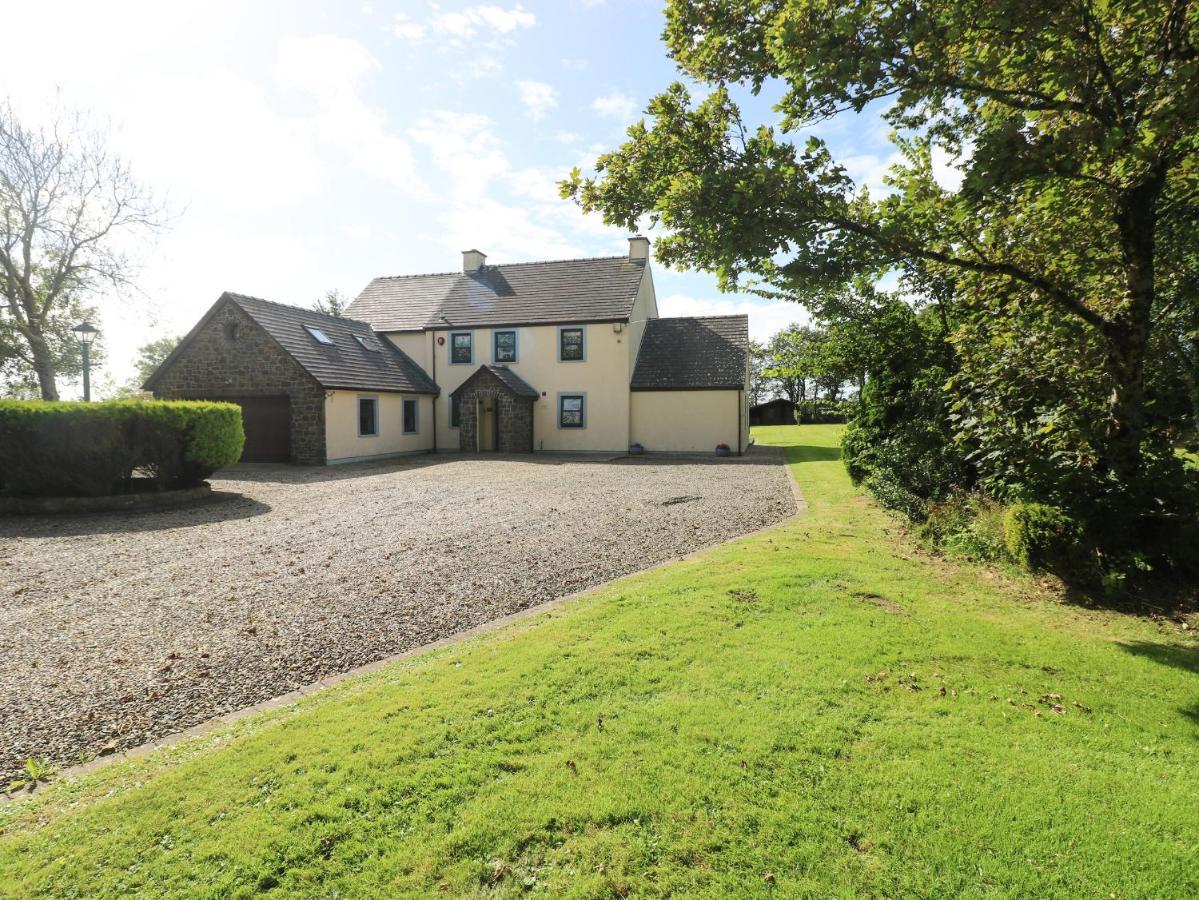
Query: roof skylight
[
  {"left": 354, "top": 334, "right": 381, "bottom": 352},
  {"left": 304, "top": 325, "right": 334, "bottom": 345}
]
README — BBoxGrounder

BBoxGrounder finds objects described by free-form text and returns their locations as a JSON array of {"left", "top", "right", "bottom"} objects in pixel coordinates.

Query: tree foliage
[
  {"left": 313, "top": 289, "right": 348, "bottom": 318},
  {"left": 565, "top": 0, "right": 1199, "bottom": 579}
]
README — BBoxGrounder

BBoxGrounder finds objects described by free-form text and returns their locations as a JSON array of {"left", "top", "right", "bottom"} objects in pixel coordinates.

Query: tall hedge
[{"left": 0, "top": 400, "right": 244, "bottom": 497}]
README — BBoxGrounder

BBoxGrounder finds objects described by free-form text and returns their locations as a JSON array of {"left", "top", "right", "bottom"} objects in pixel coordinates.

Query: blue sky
[{"left": 2, "top": 0, "right": 901, "bottom": 392}]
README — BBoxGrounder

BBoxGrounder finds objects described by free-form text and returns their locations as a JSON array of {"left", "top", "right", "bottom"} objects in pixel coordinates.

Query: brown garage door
[{"left": 228, "top": 396, "right": 291, "bottom": 462}]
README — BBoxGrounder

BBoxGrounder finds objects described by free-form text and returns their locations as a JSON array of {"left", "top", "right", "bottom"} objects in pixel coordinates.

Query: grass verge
[{"left": 1, "top": 425, "right": 1196, "bottom": 897}]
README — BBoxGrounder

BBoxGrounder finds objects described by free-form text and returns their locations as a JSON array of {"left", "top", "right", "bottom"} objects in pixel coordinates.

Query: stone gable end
[{"left": 150, "top": 301, "right": 327, "bottom": 464}]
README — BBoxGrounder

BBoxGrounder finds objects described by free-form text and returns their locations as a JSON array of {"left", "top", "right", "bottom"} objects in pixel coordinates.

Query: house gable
[{"left": 146, "top": 298, "right": 328, "bottom": 464}]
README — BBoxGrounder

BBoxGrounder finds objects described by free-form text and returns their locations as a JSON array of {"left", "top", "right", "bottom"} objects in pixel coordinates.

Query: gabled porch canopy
[{"left": 450, "top": 365, "right": 539, "bottom": 453}]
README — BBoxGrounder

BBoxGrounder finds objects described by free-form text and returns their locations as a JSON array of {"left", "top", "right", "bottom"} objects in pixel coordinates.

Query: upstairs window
[
  {"left": 559, "top": 327, "right": 584, "bottom": 361},
  {"left": 403, "top": 398, "right": 418, "bottom": 434},
  {"left": 305, "top": 325, "right": 334, "bottom": 345},
  {"left": 493, "top": 330, "right": 517, "bottom": 363},
  {"left": 559, "top": 394, "right": 585, "bottom": 428},
  {"left": 358, "top": 397, "right": 378, "bottom": 436},
  {"left": 450, "top": 331, "right": 472, "bottom": 364}
]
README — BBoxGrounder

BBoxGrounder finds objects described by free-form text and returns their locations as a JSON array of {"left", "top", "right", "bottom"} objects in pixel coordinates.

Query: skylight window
[
  {"left": 354, "top": 334, "right": 381, "bottom": 352},
  {"left": 304, "top": 325, "right": 334, "bottom": 345}
]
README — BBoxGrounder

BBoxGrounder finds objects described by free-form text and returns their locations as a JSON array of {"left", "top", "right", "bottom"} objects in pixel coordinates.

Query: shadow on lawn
[
  {"left": 787, "top": 444, "right": 843, "bottom": 463},
  {"left": 0, "top": 491, "right": 271, "bottom": 538},
  {"left": 1118, "top": 640, "right": 1199, "bottom": 674}
]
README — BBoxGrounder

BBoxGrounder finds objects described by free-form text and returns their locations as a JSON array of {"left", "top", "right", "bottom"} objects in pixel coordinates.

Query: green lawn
[{"left": 2, "top": 425, "right": 1196, "bottom": 898}]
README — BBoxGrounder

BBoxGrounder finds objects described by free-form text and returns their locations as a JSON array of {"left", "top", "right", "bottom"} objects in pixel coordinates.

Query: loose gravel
[{"left": 0, "top": 449, "right": 794, "bottom": 781}]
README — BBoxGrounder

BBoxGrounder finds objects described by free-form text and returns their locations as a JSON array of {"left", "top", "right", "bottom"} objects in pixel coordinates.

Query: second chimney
[
  {"left": 462, "top": 249, "right": 487, "bottom": 272},
  {"left": 628, "top": 235, "right": 650, "bottom": 260}
]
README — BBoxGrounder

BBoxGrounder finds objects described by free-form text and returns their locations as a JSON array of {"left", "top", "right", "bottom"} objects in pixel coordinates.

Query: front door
[{"left": 478, "top": 397, "right": 498, "bottom": 451}]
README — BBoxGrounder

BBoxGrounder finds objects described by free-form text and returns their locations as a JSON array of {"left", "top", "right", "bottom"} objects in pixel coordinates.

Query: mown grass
[{"left": 1, "top": 425, "right": 1196, "bottom": 897}]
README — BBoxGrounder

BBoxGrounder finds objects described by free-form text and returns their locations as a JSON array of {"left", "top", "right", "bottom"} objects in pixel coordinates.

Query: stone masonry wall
[
  {"left": 457, "top": 370, "right": 534, "bottom": 453},
  {"left": 151, "top": 301, "right": 327, "bottom": 464}
]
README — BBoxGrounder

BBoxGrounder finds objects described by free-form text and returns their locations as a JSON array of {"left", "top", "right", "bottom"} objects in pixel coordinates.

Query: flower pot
[
  {"left": 714, "top": 444, "right": 732, "bottom": 457},
  {"left": 628, "top": 443, "right": 645, "bottom": 456}
]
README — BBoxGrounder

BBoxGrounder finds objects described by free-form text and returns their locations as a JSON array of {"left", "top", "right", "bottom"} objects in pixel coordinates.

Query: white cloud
[
  {"left": 931, "top": 143, "right": 970, "bottom": 192},
  {"left": 408, "top": 111, "right": 510, "bottom": 198},
  {"left": 841, "top": 150, "right": 904, "bottom": 197},
  {"left": 658, "top": 293, "right": 808, "bottom": 343},
  {"left": 273, "top": 33, "right": 378, "bottom": 97},
  {"left": 273, "top": 35, "right": 419, "bottom": 190},
  {"left": 438, "top": 197, "right": 584, "bottom": 260},
  {"left": 592, "top": 90, "right": 638, "bottom": 121},
  {"left": 554, "top": 130, "right": 582, "bottom": 145},
  {"left": 393, "top": 14, "right": 425, "bottom": 40},
  {"left": 433, "top": 4, "right": 536, "bottom": 38},
  {"left": 395, "top": 4, "right": 536, "bottom": 42},
  {"left": 517, "top": 80, "right": 559, "bottom": 122}
]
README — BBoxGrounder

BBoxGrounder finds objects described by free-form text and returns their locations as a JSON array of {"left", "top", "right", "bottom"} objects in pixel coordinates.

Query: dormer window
[
  {"left": 305, "top": 325, "right": 334, "bottom": 345},
  {"left": 354, "top": 334, "right": 381, "bottom": 352}
]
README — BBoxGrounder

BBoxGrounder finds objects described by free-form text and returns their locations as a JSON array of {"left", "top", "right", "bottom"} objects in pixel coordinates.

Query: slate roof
[
  {"left": 450, "top": 365, "right": 540, "bottom": 399},
  {"left": 630, "top": 315, "right": 750, "bottom": 391},
  {"left": 347, "top": 256, "right": 648, "bottom": 331},
  {"left": 147, "top": 292, "right": 438, "bottom": 394}
]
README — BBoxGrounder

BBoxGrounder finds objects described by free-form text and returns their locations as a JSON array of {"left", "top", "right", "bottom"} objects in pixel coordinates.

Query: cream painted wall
[
  {"left": 630, "top": 389, "right": 746, "bottom": 453},
  {"left": 387, "top": 331, "right": 429, "bottom": 371},
  {"left": 325, "top": 390, "right": 434, "bottom": 462},
  {"left": 626, "top": 266, "right": 657, "bottom": 378},
  {"left": 384, "top": 322, "right": 635, "bottom": 452}
]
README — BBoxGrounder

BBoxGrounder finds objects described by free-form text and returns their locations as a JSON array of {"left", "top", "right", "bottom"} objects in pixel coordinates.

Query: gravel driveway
[{"left": 0, "top": 449, "right": 794, "bottom": 781}]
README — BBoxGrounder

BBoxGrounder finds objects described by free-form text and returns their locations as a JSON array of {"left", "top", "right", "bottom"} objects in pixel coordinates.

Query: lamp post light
[{"left": 72, "top": 321, "right": 98, "bottom": 402}]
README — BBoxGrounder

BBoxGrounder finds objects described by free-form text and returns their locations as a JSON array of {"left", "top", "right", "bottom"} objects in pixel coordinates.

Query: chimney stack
[
  {"left": 462, "top": 249, "right": 487, "bottom": 272},
  {"left": 628, "top": 235, "right": 650, "bottom": 260}
]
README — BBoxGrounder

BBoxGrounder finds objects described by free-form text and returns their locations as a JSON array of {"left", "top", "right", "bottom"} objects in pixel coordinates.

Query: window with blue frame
[
  {"left": 358, "top": 397, "right": 378, "bottom": 436},
  {"left": 450, "top": 332, "right": 472, "bottom": 364},
  {"left": 559, "top": 394, "right": 584, "bottom": 428},
  {"left": 493, "top": 330, "right": 517, "bottom": 363},
  {"left": 559, "top": 327, "right": 584, "bottom": 361}
]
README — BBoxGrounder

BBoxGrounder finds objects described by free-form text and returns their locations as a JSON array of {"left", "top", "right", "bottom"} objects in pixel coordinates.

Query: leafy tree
[
  {"left": 763, "top": 325, "right": 811, "bottom": 404},
  {"left": 563, "top": 0, "right": 1199, "bottom": 520},
  {"left": 0, "top": 100, "right": 161, "bottom": 399},
  {"left": 313, "top": 289, "right": 348, "bottom": 318},
  {"left": 131, "top": 335, "right": 181, "bottom": 388},
  {"left": 747, "top": 339, "right": 770, "bottom": 404}
]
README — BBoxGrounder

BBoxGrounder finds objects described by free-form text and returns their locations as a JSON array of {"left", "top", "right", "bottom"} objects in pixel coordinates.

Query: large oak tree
[{"left": 565, "top": 0, "right": 1199, "bottom": 494}]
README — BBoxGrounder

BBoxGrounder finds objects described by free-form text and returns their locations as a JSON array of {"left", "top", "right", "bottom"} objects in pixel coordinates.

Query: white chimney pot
[{"left": 462, "top": 249, "right": 487, "bottom": 272}]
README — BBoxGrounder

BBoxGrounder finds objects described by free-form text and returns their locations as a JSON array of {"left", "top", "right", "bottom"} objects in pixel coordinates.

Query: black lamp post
[{"left": 72, "top": 321, "right": 98, "bottom": 402}]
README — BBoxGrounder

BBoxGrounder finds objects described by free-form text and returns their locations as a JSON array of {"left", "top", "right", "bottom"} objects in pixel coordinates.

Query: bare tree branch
[{"left": 0, "top": 99, "right": 164, "bottom": 398}]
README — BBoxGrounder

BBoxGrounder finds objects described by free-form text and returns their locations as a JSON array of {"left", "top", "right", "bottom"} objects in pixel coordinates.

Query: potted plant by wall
[
  {"left": 714, "top": 442, "right": 732, "bottom": 457},
  {"left": 628, "top": 442, "right": 645, "bottom": 456}
]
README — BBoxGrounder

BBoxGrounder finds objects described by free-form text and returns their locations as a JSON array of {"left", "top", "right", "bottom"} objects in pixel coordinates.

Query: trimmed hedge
[{"left": 0, "top": 400, "right": 244, "bottom": 497}]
